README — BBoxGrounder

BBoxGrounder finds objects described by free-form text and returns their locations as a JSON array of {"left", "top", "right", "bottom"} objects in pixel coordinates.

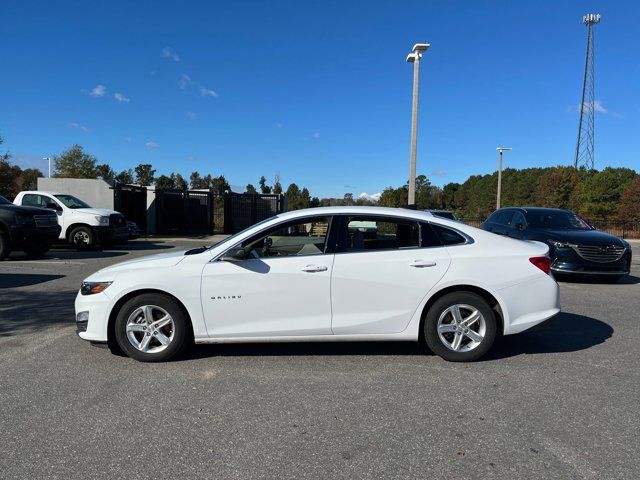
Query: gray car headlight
[{"left": 81, "top": 281, "right": 112, "bottom": 295}]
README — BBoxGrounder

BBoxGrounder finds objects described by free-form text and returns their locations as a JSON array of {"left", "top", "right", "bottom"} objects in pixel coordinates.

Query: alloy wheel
[
  {"left": 125, "top": 305, "right": 175, "bottom": 354},
  {"left": 436, "top": 304, "right": 486, "bottom": 353}
]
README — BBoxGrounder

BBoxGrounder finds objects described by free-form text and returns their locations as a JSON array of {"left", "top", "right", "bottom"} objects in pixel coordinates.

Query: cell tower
[{"left": 574, "top": 13, "right": 601, "bottom": 170}]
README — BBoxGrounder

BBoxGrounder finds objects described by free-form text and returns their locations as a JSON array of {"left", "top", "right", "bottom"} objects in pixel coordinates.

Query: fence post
[{"left": 223, "top": 191, "right": 232, "bottom": 234}]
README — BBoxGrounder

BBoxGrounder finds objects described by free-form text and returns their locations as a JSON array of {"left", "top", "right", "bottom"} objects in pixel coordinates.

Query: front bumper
[
  {"left": 75, "top": 290, "right": 111, "bottom": 342},
  {"left": 95, "top": 225, "right": 130, "bottom": 244},
  {"left": 550, "top": 246, "right": 631, "bottom": 276},
  {"left": 9, "top": 224, "right": 61, "bottom": 246}
]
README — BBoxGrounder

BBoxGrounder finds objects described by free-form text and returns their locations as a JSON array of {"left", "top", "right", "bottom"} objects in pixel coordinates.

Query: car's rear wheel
[
  {"left": 114, "top": 293, "right": 189, "bottom": 362},
  {"left": 70, "top": 226, "right": 95, "bottom": 250},
  {"left": 424, "top": 292, "right": 497, "bottom": 362}
]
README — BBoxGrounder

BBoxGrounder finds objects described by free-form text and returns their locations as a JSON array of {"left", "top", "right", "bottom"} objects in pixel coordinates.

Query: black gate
[
  {"left": 113, "top": 183, "right": 147, "bottom": 232},
  {"left": 155, "top": 190, "right": 285, "bottom": 235},
  {"left": 223, "top": 192, "right": 285, "bottom": 234},
  {"left": 155, "top": 189, "right": 214, "bottom": 235}
]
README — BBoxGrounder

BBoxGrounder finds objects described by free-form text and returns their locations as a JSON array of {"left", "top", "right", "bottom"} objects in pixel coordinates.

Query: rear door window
[
  {"left": 341, "top": 216, "right": 420, "bottom": 252},
  {"left": 496, "top": 210, "right": 514, "bottom": 225},
  {"left": 430, "top": 224, "right": 468, "bottom": 245}
]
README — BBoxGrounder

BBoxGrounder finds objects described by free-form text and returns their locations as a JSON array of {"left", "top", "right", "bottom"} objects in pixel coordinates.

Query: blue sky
[{"left": 2, "top": 0, "right": 639, "bottom": 199}]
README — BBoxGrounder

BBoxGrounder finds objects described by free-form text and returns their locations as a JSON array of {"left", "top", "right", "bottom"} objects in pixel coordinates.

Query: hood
[
  {"left": 71, "top": 207, "right": 121, "bottom": 216},
  {"left": 0, "top": 204, "right": 54, "bottom": 215},
  {"left": 537, "top": 228, "right": 624, "bottom": 246},
  {"left": 90, "top": 249, "right": 190, "bottom": 279}
]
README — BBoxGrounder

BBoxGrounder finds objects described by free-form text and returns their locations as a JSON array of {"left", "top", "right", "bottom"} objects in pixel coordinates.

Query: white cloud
[
  {"left": 114, "top": 92, "right": 130, "bottom": 103},
  {"left": 145, "top": 141, "right": 159, "bottom": 148},
  {"left": 276, "top": 123, "right": 283, "bottom": 129},
  {"left": 359, "top": 192, "right": 381, "bottom": 202},
  {"left": 187, "top": 111, "right": 196, "bottom": 119},
  {"left": 313, "top": 132, "right": 320, "bottom": 139},
  {"left": 568, "top": 99, "right": 608, "bottom": 114},
  {"left": 126, "top": 136, "right": 133, "bottom": 143},
  {"left": 200, "top": 86, "right": 218, "bottom": 98},
  {"left": 68, "top": 122, "right": 89, "bottom": 132},
  {"left": 178, "top": 74, "right": 192, "bottom": 90},
  {"left": 162, "top": 47, "right": 180, "bottom": 62},
  {"left": 187, "top": 155, "right": 195, "bottom": 162},
  {"left": 89, "top": 84, "right": 106, "bottom": 98},
  {"left": 432, "top": 168, "right": 445, "bottom": 176}
]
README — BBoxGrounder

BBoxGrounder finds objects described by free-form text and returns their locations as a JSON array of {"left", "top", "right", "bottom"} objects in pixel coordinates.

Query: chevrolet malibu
[{"left": 76, "top": 206, "right": 560, "bottom": 362}]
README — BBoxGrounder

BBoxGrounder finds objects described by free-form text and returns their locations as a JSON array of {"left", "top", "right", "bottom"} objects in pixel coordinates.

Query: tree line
[{"left": 1, "top": 141, "right": 638, "bottom": 221}]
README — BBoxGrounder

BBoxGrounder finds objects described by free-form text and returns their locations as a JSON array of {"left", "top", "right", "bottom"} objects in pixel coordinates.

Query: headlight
[
  {"left": 81, "top": 281, "right": 112, "bottom": 295},
  {"left": 94, "top": 215, "right": 109, "bottom": 225},
  {"left": 15, "top": 214, "right": 35, "bottom": 225}
]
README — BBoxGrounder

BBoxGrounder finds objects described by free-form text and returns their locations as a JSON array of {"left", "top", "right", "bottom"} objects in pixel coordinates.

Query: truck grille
[
  {"left": 572, "top": 245, "right": 626, "bottom": 263},
  {"left": 34, "top": 215, "right": 58, "bottom": 227}
]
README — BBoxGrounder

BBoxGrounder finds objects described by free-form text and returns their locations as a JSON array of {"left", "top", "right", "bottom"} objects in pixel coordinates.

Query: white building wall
[{"left": 37, "top": 178, "right": 116, "bottom": 210}]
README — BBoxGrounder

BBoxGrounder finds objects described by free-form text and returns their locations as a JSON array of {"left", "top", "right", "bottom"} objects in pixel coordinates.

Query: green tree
[
  {"left": 154, "top": 175, "right": 174, "bottom": 190},
  {"left": 343, "top": 192, "right": 354, "bottom": 206},
  {"left": 272, "top": 174, "right": 283, "bottom": 195},
  {"left": 172, "top": 173, "right": 188, "bottom": 190},
  {"left": 96, "top": 164, "right": 115, "bottom": 180},
  {"left": 53, "top": 145, "right": 98, "bottom": 178},
  {"left": 211, "top": 175, "right": 230, "bottom": 194},
  {"left": 442, "top": 183, "right": 460, "bottom": 210},
  {"left": 18, "top": 168, "right": 43, "bottom": 191},
  {"left": 535, "top": 167, "right": 581, "bottom": 210},
  {"left": 246, "top": 183, "right": 257, "bottom": 194},
  {"left": 115, "top": 169, "right": 134, "bottom": 184},
  {"left": 190, "top": 171, "right": 208, "bottom": 189},
  {"left": 0, "top": 160, "right": 22, "bottom": 197},
  {"left": 259, "top": 176, "right": 271, "bottom": 194},
  {"left": 135, "top": 164, "right": 156, "bottom": 186},
  {"left": 617, "top": 177, "right": 640, "bottom": 221},
  {"left": 579, "top": 167, "right": 637, "bottom": 218}
]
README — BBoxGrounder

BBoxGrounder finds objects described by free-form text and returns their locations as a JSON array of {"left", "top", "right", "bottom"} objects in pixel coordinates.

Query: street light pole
[
  {"left": 496, "top": 147, "right": 512, "bottom": 209},
  {"left": 406, "top": 43, "right": 430, "bottom": 208},
  {"left": 42, "top": 157, "right": 51, "bottom": 178}
]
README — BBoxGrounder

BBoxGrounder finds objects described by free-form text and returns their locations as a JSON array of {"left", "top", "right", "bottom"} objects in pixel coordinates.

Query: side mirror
[
  {"left": 516, "top": 223, "right": 525, "bottom": 231},
  {"left": 220, "top": 247, "right": 246, "bottom": 262}
]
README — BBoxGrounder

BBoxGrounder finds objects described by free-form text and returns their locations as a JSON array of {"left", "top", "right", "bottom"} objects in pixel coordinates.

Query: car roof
[
  {"left": 276, "top": 206, "right": 436, "bottom": 221},
  {"left": 496, "top": 206, "right": 572, "bottom": 214},
  {"left": 20, "top": 191, "right": 62, "bottom": 196}
]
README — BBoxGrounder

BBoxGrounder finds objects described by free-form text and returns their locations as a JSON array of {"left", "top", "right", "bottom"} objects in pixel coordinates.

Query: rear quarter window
[{"left": 430, "top": 224, "right": 467, "bottom": 245}]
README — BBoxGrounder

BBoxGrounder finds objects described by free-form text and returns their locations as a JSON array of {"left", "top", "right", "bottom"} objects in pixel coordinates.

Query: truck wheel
[
  {"left": 0, "top": 231, "right": 11, "bottom": 260},
  {"left": 23, "top": 242, "right": 51, "bottom": 257},
  {"left": 69, "top": 226, "right": 95, "bottom": 250}
]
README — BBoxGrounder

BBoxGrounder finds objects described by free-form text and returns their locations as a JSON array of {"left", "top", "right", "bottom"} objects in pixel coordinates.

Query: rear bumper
[{"left": 498, "top": 275, "right": 561, "bottom": 335}]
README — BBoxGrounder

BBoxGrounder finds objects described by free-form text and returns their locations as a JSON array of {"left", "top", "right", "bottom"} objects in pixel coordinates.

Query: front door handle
[
  {"left": 410, "top": 259, "right": 437, "bottom": 268},
  {"left": 301, "top": 265, "right": 328, "bottom": 273}
]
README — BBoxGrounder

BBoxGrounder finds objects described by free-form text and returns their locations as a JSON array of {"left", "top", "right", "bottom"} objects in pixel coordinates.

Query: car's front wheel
[
  {"left": 69, "top": 226, "right": 95, "bottom": 250},
  {"left": 424, "top": 292, "right": 497, "bottom": 362},
  {"left": 114, "top": 293, "right": 190, "bottom": 362}
]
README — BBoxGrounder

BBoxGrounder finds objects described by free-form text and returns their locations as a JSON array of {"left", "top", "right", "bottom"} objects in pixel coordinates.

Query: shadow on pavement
[
  {"left": 485, "top": 312, "right": 613, "bottom": 360},
  {"left": 181, "top": 340, "right": 424, "bottom": 361},
  {"left": 180, "top": 312, "right": 612, "bottom": 362},
  {"left": 0, "top": 289, "right": 77, "bottom": 337},
  {"left": 0, "top": 274, "right": 65, "bottom": 289}
]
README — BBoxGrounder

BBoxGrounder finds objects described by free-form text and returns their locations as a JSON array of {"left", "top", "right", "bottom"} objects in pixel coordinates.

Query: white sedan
[{"left": 75, "top": 206, "right": 560, "bottom": 362}]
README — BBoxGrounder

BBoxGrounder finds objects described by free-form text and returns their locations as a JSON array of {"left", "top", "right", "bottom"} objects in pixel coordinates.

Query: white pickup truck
[{"left": 13, "top": 191, "right": 129, "bottom": 249}]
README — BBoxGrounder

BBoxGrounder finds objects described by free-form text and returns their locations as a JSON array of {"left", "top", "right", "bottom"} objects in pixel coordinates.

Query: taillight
[{"left": 529, "top": 256, "right": 551, "bottom": 275}]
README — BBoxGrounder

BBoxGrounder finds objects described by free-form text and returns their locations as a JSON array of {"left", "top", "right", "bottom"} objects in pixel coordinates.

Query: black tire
[
  {"left": 0, "top": 231, "right": 11, "bottom": 260},
  {"left": 424, "top": 292, "right": 497, "bottom": 362},
  {"left": 69, "top": 226, "right": 95, "bottom": 250},
  {"left": 114, "top": 293, "right": 189, "bottom": 362},
  {"left": 23, "top": 242, "right": 51, "bottom": 257}
]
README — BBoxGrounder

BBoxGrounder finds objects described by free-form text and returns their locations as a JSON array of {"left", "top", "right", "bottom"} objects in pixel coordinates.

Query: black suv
[
  {"left": 0, "top": 194, "right": 61, "bottom": 259},
  {"left": 482, "top": 207, "right": 632, "bottom": 279}
]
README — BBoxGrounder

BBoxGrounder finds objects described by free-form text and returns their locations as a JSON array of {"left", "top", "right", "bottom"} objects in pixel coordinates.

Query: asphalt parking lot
[{"left": 1, "top": 239, "right": 639, "bottom": 480}]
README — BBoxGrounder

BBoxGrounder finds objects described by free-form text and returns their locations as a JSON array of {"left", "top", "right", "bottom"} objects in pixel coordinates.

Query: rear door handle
[
  {"left": 301, "top": 265, "right": 328, "bottom": 273},
  {"left": 410, "top": 259, "right": 437, "bottom": 268}
]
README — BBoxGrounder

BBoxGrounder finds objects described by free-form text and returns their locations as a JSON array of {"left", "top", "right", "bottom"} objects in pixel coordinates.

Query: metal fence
[
  {"left": 223, "top": 192, "right": 285, "bottom": 234},
  {"left": 113, "top": 184, "right": 147, "bottom": 232},
  {"left": 459, "top": 217, "right": 640, "bottom": 239}
]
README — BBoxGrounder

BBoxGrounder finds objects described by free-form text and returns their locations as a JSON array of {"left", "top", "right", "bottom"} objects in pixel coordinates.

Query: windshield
[
  {"left": 207, "top": 216, "right": 277, "bottom": 251},
  {"left": 0, "top": 195, "right": 10, "bottom": 205},
  {"left": 54, "top": 194, "right": 91, "bottom": 209},
  {"left": 526, "top": 211, "right": 592, "bottom": 230}
]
